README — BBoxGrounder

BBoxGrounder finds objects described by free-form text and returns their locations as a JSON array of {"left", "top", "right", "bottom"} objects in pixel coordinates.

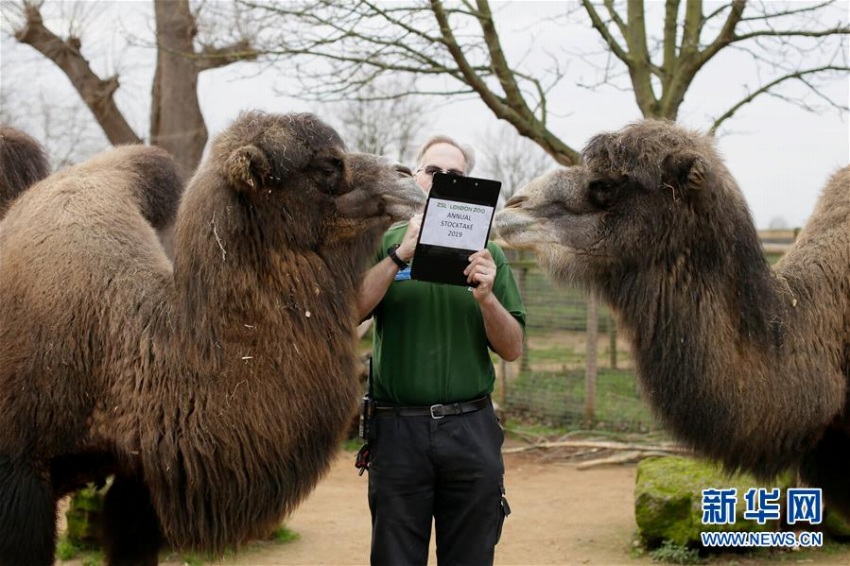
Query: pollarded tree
[
  {"left": 4, "top": 0, "right": 258, "bottom": 177},
  {"left": 238, "top": 0, "right": 849, "bottom": 166}
]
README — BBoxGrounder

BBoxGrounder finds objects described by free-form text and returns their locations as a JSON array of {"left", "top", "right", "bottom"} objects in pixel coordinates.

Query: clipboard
[{"left": 410, "top": 172, "right": 502, "bottom": 286}]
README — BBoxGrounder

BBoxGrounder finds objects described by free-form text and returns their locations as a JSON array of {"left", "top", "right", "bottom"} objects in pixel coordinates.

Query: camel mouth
[{"left": 384, "top": 178, "right": 426, "bottom": 221}]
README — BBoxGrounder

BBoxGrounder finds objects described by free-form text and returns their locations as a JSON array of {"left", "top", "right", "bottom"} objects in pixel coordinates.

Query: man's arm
[
  {"left": 464, "top": 249, "right": 523, "bottom": 361},
  {"left": 478, "top": 293, "right": 523, "bottom": 362},
  {"left": 356, "top": 214, "right": 422, "bottom": 321}
]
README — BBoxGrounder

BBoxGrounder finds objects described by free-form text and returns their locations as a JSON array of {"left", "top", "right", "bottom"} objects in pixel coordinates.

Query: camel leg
[
  {"left": 0, "top": 454, "right": 56, "bottom": 566},
  {"left": 102, "top": 474, "right": 163, "bottom": 566},
  {"left": 800, "top": 426, "right": 850, "bottom": 521}
]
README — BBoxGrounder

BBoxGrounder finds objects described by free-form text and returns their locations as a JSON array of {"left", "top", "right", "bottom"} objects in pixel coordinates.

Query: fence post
[
  {"left": 584, "top": 290, "right": 598, "bottom": 427},
  {"left": 519, "top": 253, "right": 530, "bottom": 373},
  {"left": 608, "top": 313, "right": 618, "bottom": 369}
]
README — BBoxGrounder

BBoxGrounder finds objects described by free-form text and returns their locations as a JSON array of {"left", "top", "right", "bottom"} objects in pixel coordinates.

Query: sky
[{"left": 2, "top": 1, "right": 848, "bottom": 230}]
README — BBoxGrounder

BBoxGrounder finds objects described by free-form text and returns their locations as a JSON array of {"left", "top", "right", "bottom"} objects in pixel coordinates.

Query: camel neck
[{"left": 607, "top": 243, "right": 843, "bottom": 479}]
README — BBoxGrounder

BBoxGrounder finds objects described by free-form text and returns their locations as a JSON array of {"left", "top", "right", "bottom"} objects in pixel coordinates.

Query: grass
[
  {"left": 505, "top": 367, "right": 657, "bottom": 432},
  {"left": 650, "top": 541, "right": 703, "bottom": 564},
  {"left": 55, "top": 537, "right": 79, "bottom": 561},
  {"left": 271, "top": 525, "right": 301, "bottom": 544}
]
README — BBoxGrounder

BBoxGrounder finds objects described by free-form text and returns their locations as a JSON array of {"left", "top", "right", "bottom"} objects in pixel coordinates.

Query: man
[{"left": 357, "top": 135, "right": 526, "bottom": 565}]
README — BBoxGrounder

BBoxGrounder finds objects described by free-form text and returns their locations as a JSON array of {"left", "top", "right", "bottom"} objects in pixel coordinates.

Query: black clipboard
[{"left": 410, "top": 172, "right": 501, "bottom": 286}]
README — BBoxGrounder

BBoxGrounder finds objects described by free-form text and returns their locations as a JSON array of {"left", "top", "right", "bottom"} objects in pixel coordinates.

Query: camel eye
[
  {"left": 313, "top": 156, "right": 346, "bottom": 193},
  {"left": 587, "top": 173, "right": 628, "bottom": 210}
]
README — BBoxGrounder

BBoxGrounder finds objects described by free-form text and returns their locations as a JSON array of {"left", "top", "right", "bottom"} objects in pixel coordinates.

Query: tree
[
  {"left": 239, "top": 0, "right": 849, "bottom": 166},
  {"left": 0, "top": 79, "right": 105, "bottom": 171},
  {"left": 324, "top": 77, "right": 429, "bottom": 164},
  {"left": 4, "top": 0, "right": 259, "bottom": 177},
  {"left": 475, "top": 122, "right": 554, "bottom": 211}
]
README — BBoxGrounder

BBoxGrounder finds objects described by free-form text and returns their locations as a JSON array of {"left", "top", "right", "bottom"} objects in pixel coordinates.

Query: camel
[
  {"left": 0, "top": 110, "right": 425, "bottom": 565},
  {"left": 0, "top": 125, "right": 50, "bottom": 218},
  {"left": 495, "top": 119, "right": 850, "bottom": 520}
]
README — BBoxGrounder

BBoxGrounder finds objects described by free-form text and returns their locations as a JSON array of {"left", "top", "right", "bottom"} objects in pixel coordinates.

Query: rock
[
  {"left": 65, "top": 484, "right": 107, "bottom": 549},
  {"left": 635, "top": 456, "right": 792, "bottom": 548}
]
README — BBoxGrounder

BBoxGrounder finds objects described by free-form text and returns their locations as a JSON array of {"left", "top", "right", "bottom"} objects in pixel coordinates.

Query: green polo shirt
[{"left": 371, "top": 222, "right": 526, "bottom": 406}]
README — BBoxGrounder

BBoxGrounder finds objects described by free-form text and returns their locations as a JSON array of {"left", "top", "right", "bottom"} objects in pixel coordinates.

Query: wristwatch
[{"left": 387, "top": 244, "right": 408, "bottom": 269}]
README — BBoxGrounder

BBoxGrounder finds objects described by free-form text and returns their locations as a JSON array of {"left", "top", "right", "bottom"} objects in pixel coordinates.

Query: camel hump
[
  {"left": 104, "top": 144, "right": 183, "bottom": 230},
  {"left": 44, "top": 143, "right": 183, "bottom": 231},
  {"left": 0, "top": 125, "right": 50, "bottom": 219}
]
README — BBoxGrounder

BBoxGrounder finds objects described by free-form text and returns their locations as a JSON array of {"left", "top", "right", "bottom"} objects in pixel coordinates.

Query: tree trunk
[{"left": 151, "top": 0, "right": 208, "bottom": 179}]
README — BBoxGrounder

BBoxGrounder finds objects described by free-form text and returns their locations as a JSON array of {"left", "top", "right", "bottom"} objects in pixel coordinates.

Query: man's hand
[
  {"left": 464, "top": 249, "right": 497, "bottom": 302},
  {"left": 396, "top": 213, "right": 422, "bottom": 262}
]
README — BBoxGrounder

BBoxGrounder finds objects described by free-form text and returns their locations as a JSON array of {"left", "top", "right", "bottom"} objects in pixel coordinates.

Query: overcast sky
[{"left": 2, "top": 1, "right": 848, "bottom": 229}]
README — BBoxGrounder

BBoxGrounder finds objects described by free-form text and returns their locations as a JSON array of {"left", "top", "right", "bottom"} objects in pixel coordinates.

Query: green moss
[
  {"left": 635, "top": 456, "right": 792, "bottom": 548},
  {"left": 65, "top": 484, "right": 107, "bottom": 549},
  {"left": 824, "top": 506, "right": 850, "bottom": 539}
]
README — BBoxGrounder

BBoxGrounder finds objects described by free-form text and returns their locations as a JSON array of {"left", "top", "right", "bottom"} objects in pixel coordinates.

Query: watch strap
[{"left": 387, "top": 244, "right": 408, "bottom": 269}]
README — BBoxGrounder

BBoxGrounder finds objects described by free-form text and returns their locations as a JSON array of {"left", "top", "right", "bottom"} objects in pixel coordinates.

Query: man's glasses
[{"left": 417, "top": 165, "right": 465, "bottom": 178}]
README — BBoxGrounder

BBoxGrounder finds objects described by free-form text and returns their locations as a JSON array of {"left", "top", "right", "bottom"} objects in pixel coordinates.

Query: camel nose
[{"left": 504, "top": 194, "right": 527, "bottom": 209}]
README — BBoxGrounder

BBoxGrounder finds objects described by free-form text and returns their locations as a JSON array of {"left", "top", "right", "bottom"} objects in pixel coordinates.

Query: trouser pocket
[{"left": 496, "top": 485, "right": 511, "bottom": 545}]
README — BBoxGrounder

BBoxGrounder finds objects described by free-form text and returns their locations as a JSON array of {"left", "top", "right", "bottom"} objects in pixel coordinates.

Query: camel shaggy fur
[
  {"left": 0, "top": 125, "right": 50, "bottom": 218},
  {"left": 0, "top": 111, "right": 425, "bottom": 565},
  {"left": 495, "top": 119, "right": 850, "bottom": 519}
]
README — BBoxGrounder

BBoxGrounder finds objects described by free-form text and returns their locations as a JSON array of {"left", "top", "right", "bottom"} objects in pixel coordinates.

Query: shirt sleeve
[{"left": 489, "top": 242, "right": 527, "bottom": 331}]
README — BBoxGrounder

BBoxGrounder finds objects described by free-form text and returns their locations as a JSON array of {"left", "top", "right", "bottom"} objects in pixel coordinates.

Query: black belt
[{"left": 374, "top": 396, "right": 490, "bottom": 419}]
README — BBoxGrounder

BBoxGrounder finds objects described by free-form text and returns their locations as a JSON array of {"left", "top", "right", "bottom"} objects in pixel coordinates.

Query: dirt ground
[
  {"left": 131, "top": 442, "right": 846, "bottom": 566},
  {"left": 166, "top": 447, "right": 646, "bottom": 566}
]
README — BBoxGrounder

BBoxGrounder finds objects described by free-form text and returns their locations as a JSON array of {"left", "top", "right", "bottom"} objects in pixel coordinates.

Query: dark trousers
[{"left": 368, "top": 402, "right": 507, "bottom": 566}]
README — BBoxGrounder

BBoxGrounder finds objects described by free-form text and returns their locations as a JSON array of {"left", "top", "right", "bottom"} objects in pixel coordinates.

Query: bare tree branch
[
  {"left": 13, "top": 1, "right": 141, "bottom": 145},
  {"left": 195, "top": 39, "right": 258, "bottom": 71},
  {"left": 709, "top": 65, "right": 850, "bottom": 135}
]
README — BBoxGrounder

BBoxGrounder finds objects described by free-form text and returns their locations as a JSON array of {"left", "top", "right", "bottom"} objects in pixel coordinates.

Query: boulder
[{"left": 635, "top": 456, "right": 792, "bottom": 547}]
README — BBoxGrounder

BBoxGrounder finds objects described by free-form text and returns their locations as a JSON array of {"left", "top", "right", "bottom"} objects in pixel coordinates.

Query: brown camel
[
  {"left": 0, "top": 110, "right": 425, "bottom": 565},
  {"left": 495, "top": 119, "right": 850, "bottom": 520}
]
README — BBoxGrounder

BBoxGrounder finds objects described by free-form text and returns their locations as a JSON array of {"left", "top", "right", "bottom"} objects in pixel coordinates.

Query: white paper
[{"left": 419, "top": 198, "right": 495, "bottom": 250}]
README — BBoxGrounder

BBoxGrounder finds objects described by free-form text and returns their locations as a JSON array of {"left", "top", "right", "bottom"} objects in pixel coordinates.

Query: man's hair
[{"left": 415, "top": 135, "right": 476, "bottom": 175}]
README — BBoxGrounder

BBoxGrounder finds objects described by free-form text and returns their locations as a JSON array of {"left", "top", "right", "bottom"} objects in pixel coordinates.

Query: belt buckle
[{"left": 429, "top": 404, "right": 445, "bottom": 419}]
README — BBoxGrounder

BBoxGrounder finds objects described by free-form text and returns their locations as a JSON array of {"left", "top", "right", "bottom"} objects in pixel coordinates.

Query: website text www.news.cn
[{"left": 700, "top": 487, "right": 823, "bottom": 548}]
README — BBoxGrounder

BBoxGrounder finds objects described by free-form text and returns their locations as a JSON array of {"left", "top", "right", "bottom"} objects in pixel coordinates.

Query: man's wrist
[
  {"left": 387, "top": 244, "right": 408, "bottom": 269},
  {"left": 396, "top": 244, "right": 414, "bottom": 262}
]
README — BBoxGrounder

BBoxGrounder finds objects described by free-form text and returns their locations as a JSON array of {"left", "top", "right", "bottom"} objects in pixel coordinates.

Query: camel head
[
  {"left": 193, "top": 111, "right": 423, "bottom": 252},
  {"left": 337, "top": 154, "right": 423, "bottom": 222},
  {"left": 496, "top": 119, "right": 757, "bottom": 288}
]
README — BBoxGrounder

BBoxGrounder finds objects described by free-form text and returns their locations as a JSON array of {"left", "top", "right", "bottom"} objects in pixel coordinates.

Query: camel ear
[
  {"left": 224, "top": 145, "right": 271, "bottom": 192},
  {"left": 662, "top": 150, "right": 708, "bottom": 194}
]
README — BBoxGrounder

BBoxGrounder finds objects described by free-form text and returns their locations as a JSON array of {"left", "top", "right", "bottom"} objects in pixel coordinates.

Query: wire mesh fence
[
  {"left": 499, "top": 250, "right": 656, "bottom": 432},
  {"left": 498, "top": 234, "right": 791, "bottom": 432}
]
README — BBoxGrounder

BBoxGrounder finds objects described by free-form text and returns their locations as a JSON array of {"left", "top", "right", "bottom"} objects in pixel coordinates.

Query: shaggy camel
[
  {"left": 0, "top": 111, "right": 425, "bottom": 565},
  {"left": 0, "top": 125, "right": 50, "bottom": 217},
  {"left": 495, "top": 119, "right": 850, "bottom": 520}
]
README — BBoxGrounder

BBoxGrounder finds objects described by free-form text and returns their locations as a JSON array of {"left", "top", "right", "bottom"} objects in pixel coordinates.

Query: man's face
[{"left": 414, "top": 143, "right": 467, "bottom": 193}]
